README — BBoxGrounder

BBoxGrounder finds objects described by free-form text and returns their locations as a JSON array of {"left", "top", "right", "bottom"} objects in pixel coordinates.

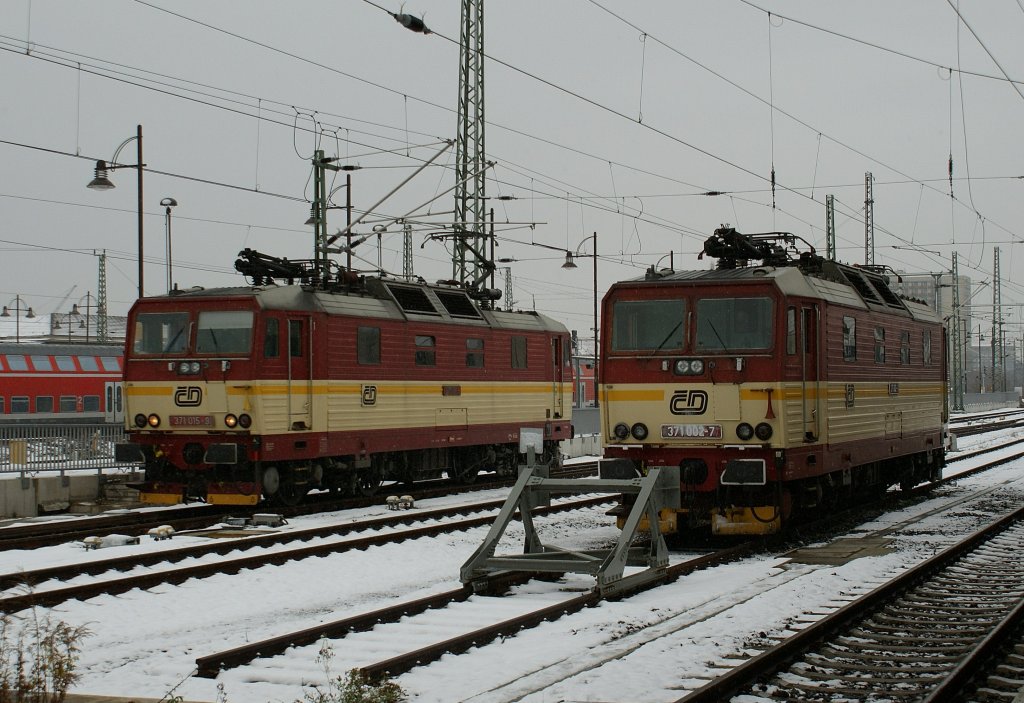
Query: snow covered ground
[{"left": 1, "top": 420, "right": 1022, "bottom": 702}]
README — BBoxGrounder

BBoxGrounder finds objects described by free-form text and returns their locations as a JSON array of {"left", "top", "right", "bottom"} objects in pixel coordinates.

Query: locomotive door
[
  {"left": 287, "top": 317, "right": 313, "bottom": 431},
  {"left": 103, "top": 382, "right": 124, "bottom": 423},
  {"left": 801, "top": 305, "right": 821, "bottom": 441},
  {"left": 551, "top": 337, "right": 565, "bottom": 418}
]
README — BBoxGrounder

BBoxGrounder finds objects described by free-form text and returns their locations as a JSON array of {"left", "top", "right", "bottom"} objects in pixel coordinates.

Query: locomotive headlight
[
  {"left": 189, "top": 361, "right": 201, "bottom": 374},
  {"left": 754, "top": 422, "right": 773, "bottom": 441},
  {"left": 689, "top": 359, "right": 704, "bottom": 374},
  {"left": 613, "top": 423, "right": 630, "bottom": 440},
  {"left": 134, "top": 413, "right": 147, "bottom": 428},
  {"left": 673, "top": 358, "right": 705, "bottom": 375},
  {"left": 631, "top": 423, "right": 649, "bottom": 441},
  {"left": 178, "top": 361, "right": 190, "bottom": 375},
  {"left": 736, "top": 422, "right": 754, "bottom": 440},
  {"left": 224, "top": 414, "right": 238, "bottom": 428},
  {"left": 674, "top": 359, "right": 690, "bottom": 374},
  {"left": 238, "top": 414, "right": 252, "bottom": 429},
  {"left": 147, "top": 414, "right": 161, "bottom": 428}
]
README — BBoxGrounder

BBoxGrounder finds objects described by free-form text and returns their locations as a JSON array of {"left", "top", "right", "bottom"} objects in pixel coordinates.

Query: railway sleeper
[{"left": 801, "top": 653, "right": 959, "bottom": 675}]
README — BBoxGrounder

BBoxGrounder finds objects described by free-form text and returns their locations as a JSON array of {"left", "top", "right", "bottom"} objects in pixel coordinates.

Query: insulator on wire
[{"left": 394, "top": 13, "right": 431, "bottom": 34}]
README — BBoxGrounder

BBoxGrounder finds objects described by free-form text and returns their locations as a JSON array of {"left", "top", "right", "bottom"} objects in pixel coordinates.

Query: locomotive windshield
[
  {"left": 196, "top": 311, "right": 253, "bottom": 354},
  {"left": 611, "top": 299, "right": 686, "bottom": 351},
  {"left": 133, "top": 312, "right": 189, "bottom": 354},
  {"left": 695, "top": 297, "right": 772, "bottom": 351}
]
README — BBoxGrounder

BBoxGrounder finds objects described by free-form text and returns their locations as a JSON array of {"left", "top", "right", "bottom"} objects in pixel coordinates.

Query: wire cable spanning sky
[{"left": 0, "top": 1, "right": 1022, "bottom": 338}]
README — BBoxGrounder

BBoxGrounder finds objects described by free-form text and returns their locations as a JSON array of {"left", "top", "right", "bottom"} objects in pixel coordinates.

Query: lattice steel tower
[
  {"left": 950, "top": 252, "right": 964, "bottom": 411},
  {"left": 453, "top": 0, "right": 491, "bottom": 289},
  {"left": 864, "top": 173, "right": 874, "bottom": 266},
  {"left": 992, "top": 247, "right": 1004, "bottom": 392},
  {"left": 95, "top": 249, "right": 109, "bottom": 342},
  {"left": 825, "top": 194, "right": 836, "bottom": 261}
]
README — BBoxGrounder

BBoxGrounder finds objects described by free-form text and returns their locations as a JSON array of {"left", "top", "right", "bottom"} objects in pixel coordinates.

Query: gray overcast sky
[{"left": 1, "top": 1, "right": 1022, "bottom": 343}]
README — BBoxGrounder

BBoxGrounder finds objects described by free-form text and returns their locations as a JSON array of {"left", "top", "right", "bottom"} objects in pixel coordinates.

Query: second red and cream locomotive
[{"left": 601, "top": 228, "right": 946, "bottom": 536}]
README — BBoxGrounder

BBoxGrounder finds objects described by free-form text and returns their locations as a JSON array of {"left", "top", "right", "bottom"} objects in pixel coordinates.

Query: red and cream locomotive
[
  {"left": 600, "top": 228, "right": 946, "bottom": 535},
  {"left": 117, "top": 250, "right": 573, "bottom": 506}
]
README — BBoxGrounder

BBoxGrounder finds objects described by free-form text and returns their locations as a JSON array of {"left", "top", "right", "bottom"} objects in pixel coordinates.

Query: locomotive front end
[{"left": 601, "top": 280, "right": 793, "bottom": 536}]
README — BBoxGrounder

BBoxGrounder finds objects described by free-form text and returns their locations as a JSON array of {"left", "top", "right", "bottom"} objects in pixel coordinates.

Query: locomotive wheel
[
  {"left": 277, "top": 480, "right": 303, "bottom": 506},
  {"left": 261, "top": 466, "right": 281, "bottom": 498}
]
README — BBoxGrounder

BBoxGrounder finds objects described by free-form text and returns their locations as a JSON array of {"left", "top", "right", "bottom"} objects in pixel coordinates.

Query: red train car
[
  {"left": 117, "top": 265, "right": 573, "bottom": 506},
  {"left": 600, "top": 228, "right": 947, "bottom": 536},
  {"left": 0, "top": 342, "right": 124, "bottom": 424}
]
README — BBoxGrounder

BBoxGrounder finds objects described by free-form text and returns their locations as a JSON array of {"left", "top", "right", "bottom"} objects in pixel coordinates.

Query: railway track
[
  {"left": 677, "top": 504, "right": 1024, "bottom": 702},
  {"left": 0, "top": 493, "right": 611, "bottom": 613},
  {"left": 0, "top": 461, "right": 598, "bottom": 550}
]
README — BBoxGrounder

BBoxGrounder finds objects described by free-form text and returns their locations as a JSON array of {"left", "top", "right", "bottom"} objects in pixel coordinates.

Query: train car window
[
  {"left": 358, "top": 326, "right": 381, "bottom": 365},
  {"left": 695, "top": 297, "right": 771, "bottom": 351},
  {"left": 263, "top": 318, "right": 280, "bottom": 358},
  {"left": 59, "top": 396, "right": 77, "bottom": 413},
  {"left": 842, "top": 317, "right": 857, "bottom": 361},
  {"left": 6, "top": 355, "right": 28, "bottom": 371},
  {"left": 30, "top": 356, "right": 53, "bottom": 372},
  {"left": 79, "top": 356, "right": 99, "bottom": 371},
  {"left": 611, "top": 300, "right": 685, "bottom": 351},
  {"left": 55, "top": 356, "right": 76, "bottom": 371},
  {"left": 0, "top": 397, "right": 4, "bottom": 414},
  {"left": 289, "top": 320, "right": 303, "bottom": 357},
  {"left": 923, "top": 330, "right": 933, "bottom": 365},
  {"left": 900, "top": 331, "right": 911, "bottom": 365},
  {"left": 466, "top": 338, "right": 484, "bottom": 367},
  {"left": 415, "top": 335, "right": 436, "bottom": 366},
  {"left": 786, "top": 307, "right": 797, "bottom": 355},
  {"left": 511, "top": 336, "right": 528, "bottom": 369},
  {"left": 100, "top": 357, "right": 120, "bottom": 372},
  {"left": 196, "top": 311, "right": 254, "bottom": 354},
  {"left": 11, "top": 397, "right": 28, "bottom": 413},
  {"left": 36, "top": 396, "right": 54, "bottom": 413},
  {"left": 83, "top": 395, "right": 100, "bottom": 412},
  {"left": 874, "top": 327, "right": 885, "bottom": 363},
  {"left": 134, "top": 312, "right": 189, "bottom": 354}
]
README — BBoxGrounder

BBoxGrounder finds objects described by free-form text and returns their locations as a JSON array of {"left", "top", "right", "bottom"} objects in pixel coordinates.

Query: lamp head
[
  {"left": 160, "top": 197, "right": 178, "bottom": 208},
  {"left": 25, "top": 307, "right": 35, "bottom": 319},
  {"left": 87, "top": 160, "right": 116, "bottom": 190},
  {"left": 561, "top": 252, "right": 578, "bottom": 269}
]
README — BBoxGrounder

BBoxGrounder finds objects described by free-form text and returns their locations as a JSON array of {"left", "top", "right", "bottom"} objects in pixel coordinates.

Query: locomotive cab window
[
  {"left": 134, "top": 312, "right": 189, "bottom": 354},
  {"left": 695, "top": 297, "right": 771, "bottom": 351},
  {"left": 611, "top": 299, "right": 685, "bottom": 352},
  {"left": 196, "top": 311, "right": 253, "bottom": 354},
  {"left": 415, "top": 335, "right": 436, "bottom": 366}
]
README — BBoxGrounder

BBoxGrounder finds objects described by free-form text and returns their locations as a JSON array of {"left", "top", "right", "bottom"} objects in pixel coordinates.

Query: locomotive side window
[
  {"left": 923, "top": 330, "right": 933, "bottom": 365},
  {"left": 900, "top": 331, "right": 911, "bottom": 365},
  {"left": 611, "top": 300, "right": 685, "bottom": 351},
  {"left": 786, "top": 307, "right": 797, "bottom": 355},
  {"left": 11, "top": 397, "right": 28, "bottom": 413},
  {"left": 79, "top": 357, "right": 99, "bottom": 371},
  {"left": 695, "top": 297, "right": 771, "bottom": 351},
  {"left": 264, "top": 318, "right": 280, "bottom": 358},
  {"left": 134, "top": 312, "right": 189, "bottom": 354},
  {"left": 415, "top": 335, "right": 436, "bottom": 366},
  {"left": 874, "top": 327, "right": 885, "bottom": 363},
  {"left": 466, "top": 338, "right": 484, "bottom": 368},
  {"left": 358, "top": 326, "right": 381, "bottom": 365},
  {"left": 36, "top": 396, "right": 54, "bottom": 413},
  {"left": 511, "top": 336, "right": 528, "bottom": 368},
  {"left": 842, "top": 317, "right": 857, "bottom": 361},
  {"left": 6, "top": 355, "right": 28, "bottom": 371},
  {"left": 196, "top": 311, "right": 253, "bottom": 354},
  {"left": 289, "top": 320, "right": 303, "bottom": 357}
]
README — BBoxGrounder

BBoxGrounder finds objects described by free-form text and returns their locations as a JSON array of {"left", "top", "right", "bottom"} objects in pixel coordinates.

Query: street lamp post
[
  {"left": 1, "top": 295, "right": 36, "bottom": 344},
  {"left": 160, "top": 197, "right": 178, "bottom": 292},
  {"left": 87, "top": 124, "right": 145, "bottom": 299},
  {"left": 70, "top": 293, "right": 97, "bottom": 344},
  {"left": 562, "top": 232, "right": 599, "bottom": 408}
]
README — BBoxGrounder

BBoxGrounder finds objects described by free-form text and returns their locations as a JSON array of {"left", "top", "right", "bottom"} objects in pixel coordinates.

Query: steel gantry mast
[
  {"left": 992, "top": 247, "right": 1004, "bottom": 392},
  {"left": 453, "top": 0, "right": 493, "bottom": 290},
  {"left": 950, "top": 252, "right": 964, "bottom": 411},
  {"left": 864, "top": 172, "right": 874, "bottom": 266}
]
